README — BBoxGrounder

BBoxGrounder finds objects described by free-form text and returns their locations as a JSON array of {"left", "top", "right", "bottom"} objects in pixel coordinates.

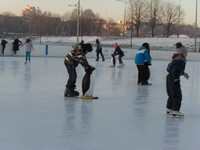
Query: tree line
[{"left": 0, "top": 0, "right": 199, "bottom": 38}]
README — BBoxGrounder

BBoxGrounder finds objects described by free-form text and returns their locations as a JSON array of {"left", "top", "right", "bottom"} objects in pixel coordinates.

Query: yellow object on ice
[{"left": 81, "top": 95, "right": 98, "bottom": 99}]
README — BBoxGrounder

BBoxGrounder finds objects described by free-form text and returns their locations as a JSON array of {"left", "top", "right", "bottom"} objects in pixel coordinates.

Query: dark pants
[
  {"left": 112, "top": 54, "right": 123, "bottom": 65},
  {"left": 96, "top": 50, "right": 105, "bottom": 61},
  {"left": 136, "top": 65, "right": 150, "bottom": 84},
  {"left": 166, "top": 74, "right": 182, "bottom": 111},
  {"left": 65, "top": 62, "right": 77, "bottom": 90},
  {"left": 2, "top": 46, "right": 5, "bottom": 54}
]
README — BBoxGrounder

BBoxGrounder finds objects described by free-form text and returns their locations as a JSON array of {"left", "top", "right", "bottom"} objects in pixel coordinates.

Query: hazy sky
[{"left": 0, "top": 0, "right": 198, "bottom": 25}]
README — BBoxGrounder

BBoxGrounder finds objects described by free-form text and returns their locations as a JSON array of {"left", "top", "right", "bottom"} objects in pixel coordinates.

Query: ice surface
[{"left": 0, "top": 56, "right": 200, "bottom": 150}]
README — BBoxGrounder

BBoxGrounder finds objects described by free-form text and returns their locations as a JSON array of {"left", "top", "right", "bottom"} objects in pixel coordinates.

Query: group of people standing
[
  {"left": 1, "top": 37, "right": 34, "bottom": 63},
  {"left": 64, "top": 39, "right": 189, "bottom": 117}
]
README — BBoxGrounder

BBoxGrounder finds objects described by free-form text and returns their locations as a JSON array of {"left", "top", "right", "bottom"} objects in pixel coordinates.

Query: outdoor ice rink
[{"left": 1, "top": 56, "right": 200, "bottom": 150}]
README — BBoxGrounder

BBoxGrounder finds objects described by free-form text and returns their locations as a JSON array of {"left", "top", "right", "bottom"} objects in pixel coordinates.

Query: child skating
[
  {"left": 166, "top": 42, "right": 189, "bottom": 118},
  {"left": 64, "top": 42, "right": 97, "bottom": 99}
]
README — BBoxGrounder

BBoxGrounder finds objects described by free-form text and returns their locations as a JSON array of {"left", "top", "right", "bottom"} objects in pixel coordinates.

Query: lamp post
[
  {"left": 194, "top": 0, "right": 198, "bottom": 52},
  {"left": 177, "top": 0, "right": 181, "bottom": 38},
  {"left": 68, "top": 0, "right": 80, "bottom": 44}
]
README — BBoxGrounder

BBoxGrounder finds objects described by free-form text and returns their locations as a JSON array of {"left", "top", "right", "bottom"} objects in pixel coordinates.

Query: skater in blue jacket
[
  {"left": 166, "top": 42, "right": 189, "bottom": 117},
  {"left": 135, "top": 43, "right": 152, "bottom": 85}
]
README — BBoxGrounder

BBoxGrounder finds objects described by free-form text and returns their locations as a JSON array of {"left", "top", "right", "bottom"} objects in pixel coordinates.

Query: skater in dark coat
[
  {"left": 1, "top": 38, "right": 8, "bottom": 55},
  {"left": 64, "top": 43, "right": 94, "bottom": 97},
  {"left": 135, "top": 43, "right": 152, "bottom": 85},
  {"left": 109, "top": 43, "right": 124, "bottom": 67},
  {"left": 166, "top": 42, "right": 189, "bottom": 117},
  {"left": 12, "top": 38, "right": 22, "bottom": 54},
  {"left": 96, "top": 39, "right": 105, "bottom": 61}
]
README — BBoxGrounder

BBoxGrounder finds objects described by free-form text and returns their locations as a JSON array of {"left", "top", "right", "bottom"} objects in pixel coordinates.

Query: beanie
[
  {"left": 142, "top": 43, "right": 150, "bottom": 50},
  {"left": 175, "top": 43, "right": 187, "bottom": 55},
  {"left": 82, "top": 43, "right": 93, "bottom": 53},
  {"left": 114, "top": 43, "right": 118, "bottom": 49}
]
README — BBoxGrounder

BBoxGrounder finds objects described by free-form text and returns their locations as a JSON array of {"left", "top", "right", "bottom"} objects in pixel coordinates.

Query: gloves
[
  {"left": 183, "top": 72, "right": 189, "bottom": 79},
  {"left": 144, "top": 62, "right": 148, "bottom": 67},
  {"left": 174, "top": 79, "right": 180, "bottom": 84},
  {"left": 85, "top": 65, "right": 95, "bottom": 74}
]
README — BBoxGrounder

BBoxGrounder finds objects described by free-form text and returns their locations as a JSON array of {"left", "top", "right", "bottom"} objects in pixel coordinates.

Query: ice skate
[
  {"left": 166, "top": 108, "right": 173, "bottom": 114},
  {"left": 64, "top": 88, "right": 79, "bottom": 97},
  {"left": 141, "top": 81, "right": 152, "bottom": 85},
  {"left": 169, "top": 111, "right": 184, "bottom": 118}
]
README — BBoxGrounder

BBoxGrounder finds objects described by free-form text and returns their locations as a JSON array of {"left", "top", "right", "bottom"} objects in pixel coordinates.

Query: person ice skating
[
  {"left": 64, "top": 42, "right": 95, "bottom": 97},
  {"left": 12, "top": 38, "right": 22, "bottom": 54},
  {"left": 109, "top": 43, "right": 124, "bottom": 67},
  {"left": 24, "top": 38, "right": 34, "bottom": 64},
  {"left": 135, "top": 43, "right": 152, "bottom": 85},
  {"left": 166, "top": 42, "right": 189, "bottom": 117},
  {"left": 1, "top": 37, "right": 8, "bottom": 55},
  {"left": 96, "top": 39, "right": 105, "bottom": 61}
]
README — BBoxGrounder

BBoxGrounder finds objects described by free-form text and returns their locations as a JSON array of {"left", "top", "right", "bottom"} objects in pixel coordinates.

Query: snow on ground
[{"left": 4, "top": 36, "right": 200, "bottom": 52}]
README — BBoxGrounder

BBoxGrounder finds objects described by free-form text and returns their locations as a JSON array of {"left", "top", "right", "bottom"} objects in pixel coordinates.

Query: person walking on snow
[
  {"left": 24, "top": 38, "right": 34, "bottom": 64},
  {"left": 166, "top": 42, "right": 189, "bottom": 117},
  {"left": 109, "top": 43, "right": 125, "bottom": 67},
  {"left": 135, "top": 43, "right": 152, "bottom": 85},
  {"left": 96, "top": 39, "right": 105, "bottom": 61},
  {"left": 64, "top": 43, "right": 95, "bottom": 97}
]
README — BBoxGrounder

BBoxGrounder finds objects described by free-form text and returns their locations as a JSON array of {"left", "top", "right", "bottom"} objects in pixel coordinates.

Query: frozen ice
[{"left": 0, "top": 56, "right": 200, "bottom": 150}]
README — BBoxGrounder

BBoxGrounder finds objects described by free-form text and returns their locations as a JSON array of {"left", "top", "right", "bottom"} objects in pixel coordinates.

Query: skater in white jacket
[{"left": 24, "top": 38, "right": 34, "bottom": 64}]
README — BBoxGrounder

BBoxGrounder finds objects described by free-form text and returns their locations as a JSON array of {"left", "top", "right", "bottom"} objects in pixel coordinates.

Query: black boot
[{"left": 64, "top": 88, "right": 77, "bottom": 97}]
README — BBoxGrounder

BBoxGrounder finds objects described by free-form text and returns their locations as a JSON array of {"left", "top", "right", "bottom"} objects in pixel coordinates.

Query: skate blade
[
  {"left": 81, "top": 95, "right": 98, "bottom": 99},
  {"left": 167, "top": 114, "right": 184, "bottom": 119}
]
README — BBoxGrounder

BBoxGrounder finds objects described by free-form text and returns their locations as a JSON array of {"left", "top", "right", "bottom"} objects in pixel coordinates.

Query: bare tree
[
  {"left": 146, "top": 0, "right": 162, "bottom": 37},
  {"left": 127, "top": 0, "right": 146, "bottom": 37},
  {"left": 161, "top": 1, "right": 179, "bottom": 37}
]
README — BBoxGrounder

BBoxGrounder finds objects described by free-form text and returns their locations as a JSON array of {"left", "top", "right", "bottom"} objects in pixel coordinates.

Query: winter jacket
[
  {"left": 167, "top": 54, "right": 186, "bottom": 80},
  {"left": 113, "top": 46, "right": 124, "bottom": 57},
  {"left": 25, "top": 41, "right": 34, "bottom": 52},
  {"left": 12, "top": 39, "right": 22, "bottom": 51},
  {"left": 1, "top": 39, "right": 7, "bottom": 47},
  {"left": 64, "top": 44, "right": 89, "bottom": 68},
  {"left": 135, "top": 46, "right": 151, "bottom": 65}
]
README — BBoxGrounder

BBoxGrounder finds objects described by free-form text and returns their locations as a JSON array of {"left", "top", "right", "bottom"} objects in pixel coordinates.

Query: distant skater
[
  {"left": 109, "top": 43, "right": 125, "bottom": 67},
  {"left": 166, "top": 42, "right": 189, "bottom": 117},
  {"left": 1, "top": 37, "right": 8, "bottom": 55},
  {"left": 12, "top": 38, "right": 22, "bottom": 54},
  {"left": 24, "top": 38, "right": 34, "bottom": 64},
  {"left": 96, "top": 39, "right": 105, "bottom": 61}
]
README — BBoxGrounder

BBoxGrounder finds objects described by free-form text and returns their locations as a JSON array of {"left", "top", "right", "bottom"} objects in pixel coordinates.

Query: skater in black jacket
[
  {"left": 64, "top": 43, "right": 95, "bottom": 97},
  {"left": 96, "top": 39, "right": 105, "bottom": 61},
  {"left": 166, "top": 42, "right": 189, "bottom": 117},
  {"left": 109, "top": 43, "right": 125, "bottom": 67},
  {"left": 1, "top": 38, "right": 8, "bottom": 55}
]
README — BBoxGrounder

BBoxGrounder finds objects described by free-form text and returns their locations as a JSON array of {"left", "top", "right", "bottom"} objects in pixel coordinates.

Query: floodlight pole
[
  {"left": 77, "top": 0, "right": 80, "bottom": 44},
  {"left": 194, "top": 0, "right": 198, "bottom": 52}
]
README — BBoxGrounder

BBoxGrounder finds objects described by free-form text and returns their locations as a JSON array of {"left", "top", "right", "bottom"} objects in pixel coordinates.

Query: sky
[{"left": 0, "top": 0, "right": 198, "bottom": 25}]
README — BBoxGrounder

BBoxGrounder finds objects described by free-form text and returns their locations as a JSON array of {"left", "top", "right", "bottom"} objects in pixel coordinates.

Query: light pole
[
  {"left": 68, "top": 0, "right": 80, "bottom": 44},
  {"left": 177, "top": 0, "right": 181, "bottom": 38},
  {"left": 194, "top": 0, "right": 198, "bottom": 52}
]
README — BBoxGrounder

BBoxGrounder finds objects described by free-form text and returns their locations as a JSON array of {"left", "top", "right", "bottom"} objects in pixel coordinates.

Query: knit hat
[
  {"left": 82, "top": 43, "right": 93, "bottom": 53},
  {"left": 114, "top": 43, "right": 118, "bottom": 49},
  {"left": 142, "top": 43, "right": 150, "bottom": 50},
  {"left": 175, "top": 42, "right": 187, "bottom": 55}
]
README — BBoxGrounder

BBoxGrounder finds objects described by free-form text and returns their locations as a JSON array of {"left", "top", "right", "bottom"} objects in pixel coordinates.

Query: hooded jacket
[
  {"left": 135, "top": 46, "right": 151, "bottom": 65},
  {"left": 167, "top": 54, "right": 186, "bottom": 80}
]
